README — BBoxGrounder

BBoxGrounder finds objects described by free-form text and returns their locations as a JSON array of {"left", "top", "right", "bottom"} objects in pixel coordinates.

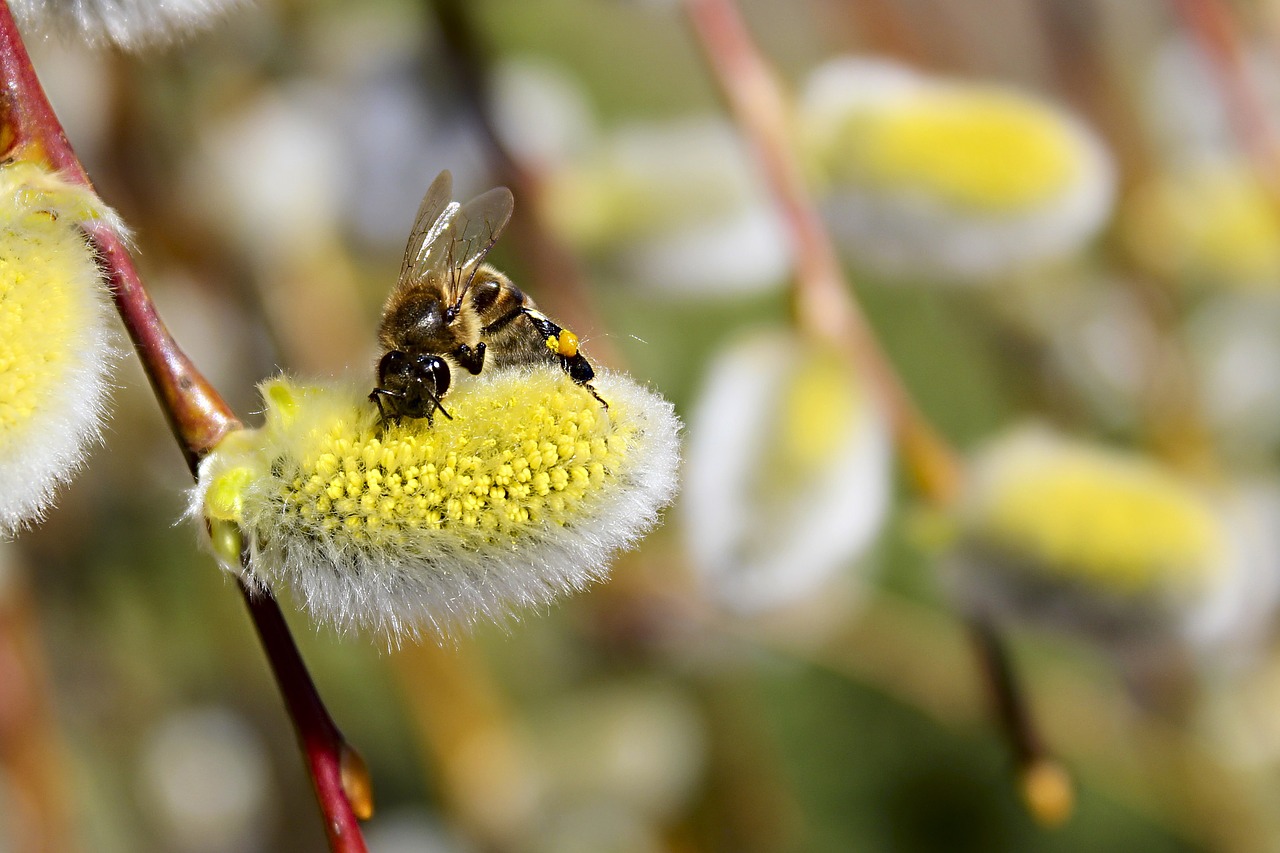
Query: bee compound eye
[
  {"left": 378, "top": 349, "right": 411, "bottom": 381},
  {"left": 415, "top": 353, "right": 451, "bottom": 396}
]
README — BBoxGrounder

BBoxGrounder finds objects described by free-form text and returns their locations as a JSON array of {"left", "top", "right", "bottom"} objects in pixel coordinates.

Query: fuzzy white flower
[
  {"left": 800, "top": 58, "right": 1115, "bottom": 282},
  {"left": 490, "top": 59, "right": 597, "bottom": 171},
  {"left": 192, "top": 366, "right": 680, "bottom": 639},
  {"left": 138, "top": 707, "right": 271, "bottom": 853},
  {"left": 0, "top": 161, "right": 119, "bottom": 537},
  {"left": 490, "top": 61, "right": 789, "bottom": 297},
  {"left": 948, "top": 427, "right": 1280, "bottom": 663},
  {"left": 11, "top": 0, "right": 247, "bottom": 50},
  {"left": 1123, "top": 159, "right": 1280, "bottom": 290},
  {"left": 682, "top": 330, "right": 892, "bottom": 614},
  {"left": 1042, "top": 281, "right": 1160, "bottom": 432},
  {"left": 540, "top": 117, "right": 790, "bottom": 297}
]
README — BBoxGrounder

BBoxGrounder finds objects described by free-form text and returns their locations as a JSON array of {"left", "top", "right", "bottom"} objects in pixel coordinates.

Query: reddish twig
[
  {"left": 683, "top": 0, "right": 960, "bottom": 505},
  {"left": 683, "top": 0, "right": 1071, "bottom": 825},
  {"left": 0, "top": 4, "right": 370, "bottom": 848},
  {"left": 1171, "top": 0, "right": 1280, "bottom": 191}
]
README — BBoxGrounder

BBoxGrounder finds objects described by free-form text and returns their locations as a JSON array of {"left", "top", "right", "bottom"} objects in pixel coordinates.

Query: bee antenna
[
  {"left": 451, "top": 279, "right": 470, "bottom": 314},
  {"left": 432, "top": 392, "right": 453, "bottom": 421}
]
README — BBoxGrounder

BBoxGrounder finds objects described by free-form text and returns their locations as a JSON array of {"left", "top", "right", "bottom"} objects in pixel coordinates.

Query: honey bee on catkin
[{"left": 370, "top": 170, "right": 606, "bottom": 423}]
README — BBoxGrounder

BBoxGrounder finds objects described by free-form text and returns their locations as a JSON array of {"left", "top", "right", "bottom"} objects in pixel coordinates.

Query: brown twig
[
  {"left": 0, "top": 4, "right": 370, "bottom": 848},
  {"left": 682, "top": 0, "right": 1070, "bottom": 825},
  {"left": 0, "top": 560, "right": 75, "bottom": 852},
  {"left": 683, "top": 0, "right": 960, "bottom": 505},
  {"left": 1170, "top": 0, "right": 1280, "bottom": 192}
]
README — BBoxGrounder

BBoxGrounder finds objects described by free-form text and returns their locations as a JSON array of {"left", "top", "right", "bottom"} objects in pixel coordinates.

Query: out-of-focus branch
[
  {"left": 0, "top": 4, "right": 370, "bottom": 849},
  {"left": 0, "top": 556, "right": 75, "bottom": 853},
  {"left": 1171, "top": 0, "right": 1280, "bottom": 192},
  {"left": 391, "top": 641, "right": 536, "bottom": 851},
  {"left": 682, "top": 0, "right": 959, "bottom": 506},
  {"left": 682, "top": 0, "right": 1070, "bottom": 826}
]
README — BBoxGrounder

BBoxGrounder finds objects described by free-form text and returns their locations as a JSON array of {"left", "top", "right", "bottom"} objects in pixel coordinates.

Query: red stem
[
  {"left": 242, "top": 584, "right": 371, "bottom": 851},
  {"left": 87, "top": 221, "right": 240, "bottom": 468},
  {"left": 0, "top": 4, "right": 369, "bottom": 848}
]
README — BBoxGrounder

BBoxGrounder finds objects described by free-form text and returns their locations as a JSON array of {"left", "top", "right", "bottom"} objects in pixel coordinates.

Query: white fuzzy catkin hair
[
  {"left": 0, "top": 165, "right": 117, "bottom": 536},
  {"left": 11, "top": 0, "right": 247, "bottom": 49},
  {"left": 682, "top": 330, "right": 891, "bottom": 613},
  {"left": 801, "top": 58, "right": 1115, "bottom": 282},
  {"left": 193, "top": 367, "right": 681, "bottom": 641}
]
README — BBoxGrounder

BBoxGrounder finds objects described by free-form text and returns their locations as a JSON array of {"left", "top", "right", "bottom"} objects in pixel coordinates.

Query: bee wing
[
  {"left": 433, "top": 185, "right": 516, "bottom": 305},
  {"left": 400, "top": 170, "right": 461, "bottom": 283}
]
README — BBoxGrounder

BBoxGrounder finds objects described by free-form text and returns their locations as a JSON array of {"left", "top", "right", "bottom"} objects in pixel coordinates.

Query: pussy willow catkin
[{"left": 194, "top": 366, "right": 681, "bottom": 639}]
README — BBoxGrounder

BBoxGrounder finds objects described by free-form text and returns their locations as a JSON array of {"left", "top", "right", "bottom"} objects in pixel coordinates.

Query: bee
[{"left": 370, "top": 170, "right": 606, "bottom": 423}]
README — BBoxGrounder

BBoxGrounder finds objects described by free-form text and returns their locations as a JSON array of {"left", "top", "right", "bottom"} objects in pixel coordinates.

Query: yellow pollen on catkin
[
  {"left": 776, "top": 349, "right": 859, "bottom": 475},
  {"left": 0, "top": 208, "right": 96, "bottom": 435},
  {"left": 193, "top": 361, "right": 682, "bottom": 636},
  {"left": 207, "top": 370, "right": 634, "bottom": 544},
  {"left": 1124, "top": 163, "right": 1280, "bottom": 287},
  {"left": 970, "top": 439, "right": 1224, "bottom": 596},
  {"left": 829, "top": 89, "right": 1081, "bottom": 211}
]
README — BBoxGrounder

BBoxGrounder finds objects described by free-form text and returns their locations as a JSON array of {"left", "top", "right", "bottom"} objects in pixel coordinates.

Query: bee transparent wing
[
  {"left": 399, "top": 170, "right": 461, "bottom": 283},
  {"left": 433, "top": 185, "right": 515, "bottom": 305}
]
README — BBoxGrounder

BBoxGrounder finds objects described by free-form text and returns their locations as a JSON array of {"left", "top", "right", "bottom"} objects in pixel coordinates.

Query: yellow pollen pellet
[{"left": 557, "top": 330, "right": 580, "bottom": 357}]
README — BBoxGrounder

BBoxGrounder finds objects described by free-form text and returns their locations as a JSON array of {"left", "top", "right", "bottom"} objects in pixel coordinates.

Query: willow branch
[
  {"left": 682, "top": 0, "right": 1069, "bottom": 825},
  {"left": 0, "top": 5, "right": 369, "bottom": 848},
  {"left": 1171, "top": 0, "right": 1280, "bottom": 191},
  {"left": 683, "top": 0, "right": 959, "bottom": 505}
]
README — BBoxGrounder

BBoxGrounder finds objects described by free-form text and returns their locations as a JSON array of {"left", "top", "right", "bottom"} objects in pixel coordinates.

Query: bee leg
[
  {"left": 368, "top": 387, "right": 403, "bottom": 424},
  {"left": 562, "top": 353, "right": 608, "bottom": 410},
  {"left": 522, "top": 309, "right": 558, "bottom": 341},
  {"left": 585, "top": 383, "right": 609, "bottom": 410},
  {"left": 454, "top": 342, "right": 486, "bottom": 375}
]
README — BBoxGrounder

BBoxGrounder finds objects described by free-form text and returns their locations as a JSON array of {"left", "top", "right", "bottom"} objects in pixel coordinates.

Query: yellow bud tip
[
  {"left": 205, "top": 466, "right": 255, "bottom": 522},
  {"left": 208, "top": 519, "right": 243, "bottom": 567},
  {"left": 340, "top": 744, "right": 375, "bottom": 821},
  {"left": 264, "top": 381, "right": 301, "bottom": 427},
  {"left": 1020, "top": 759, "right": 1073, "bottom": 828},
  {"left": 557, "top": 329, "right": 580, "bottom": 357}
]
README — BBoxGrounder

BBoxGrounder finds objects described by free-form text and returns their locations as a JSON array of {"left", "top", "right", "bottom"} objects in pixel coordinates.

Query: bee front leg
[
  {"left": 454, "top": 342, "right": 487, "bottom": 375},
  {"left": 369, "top": 387, "right": 403, "bottom": 424}
]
